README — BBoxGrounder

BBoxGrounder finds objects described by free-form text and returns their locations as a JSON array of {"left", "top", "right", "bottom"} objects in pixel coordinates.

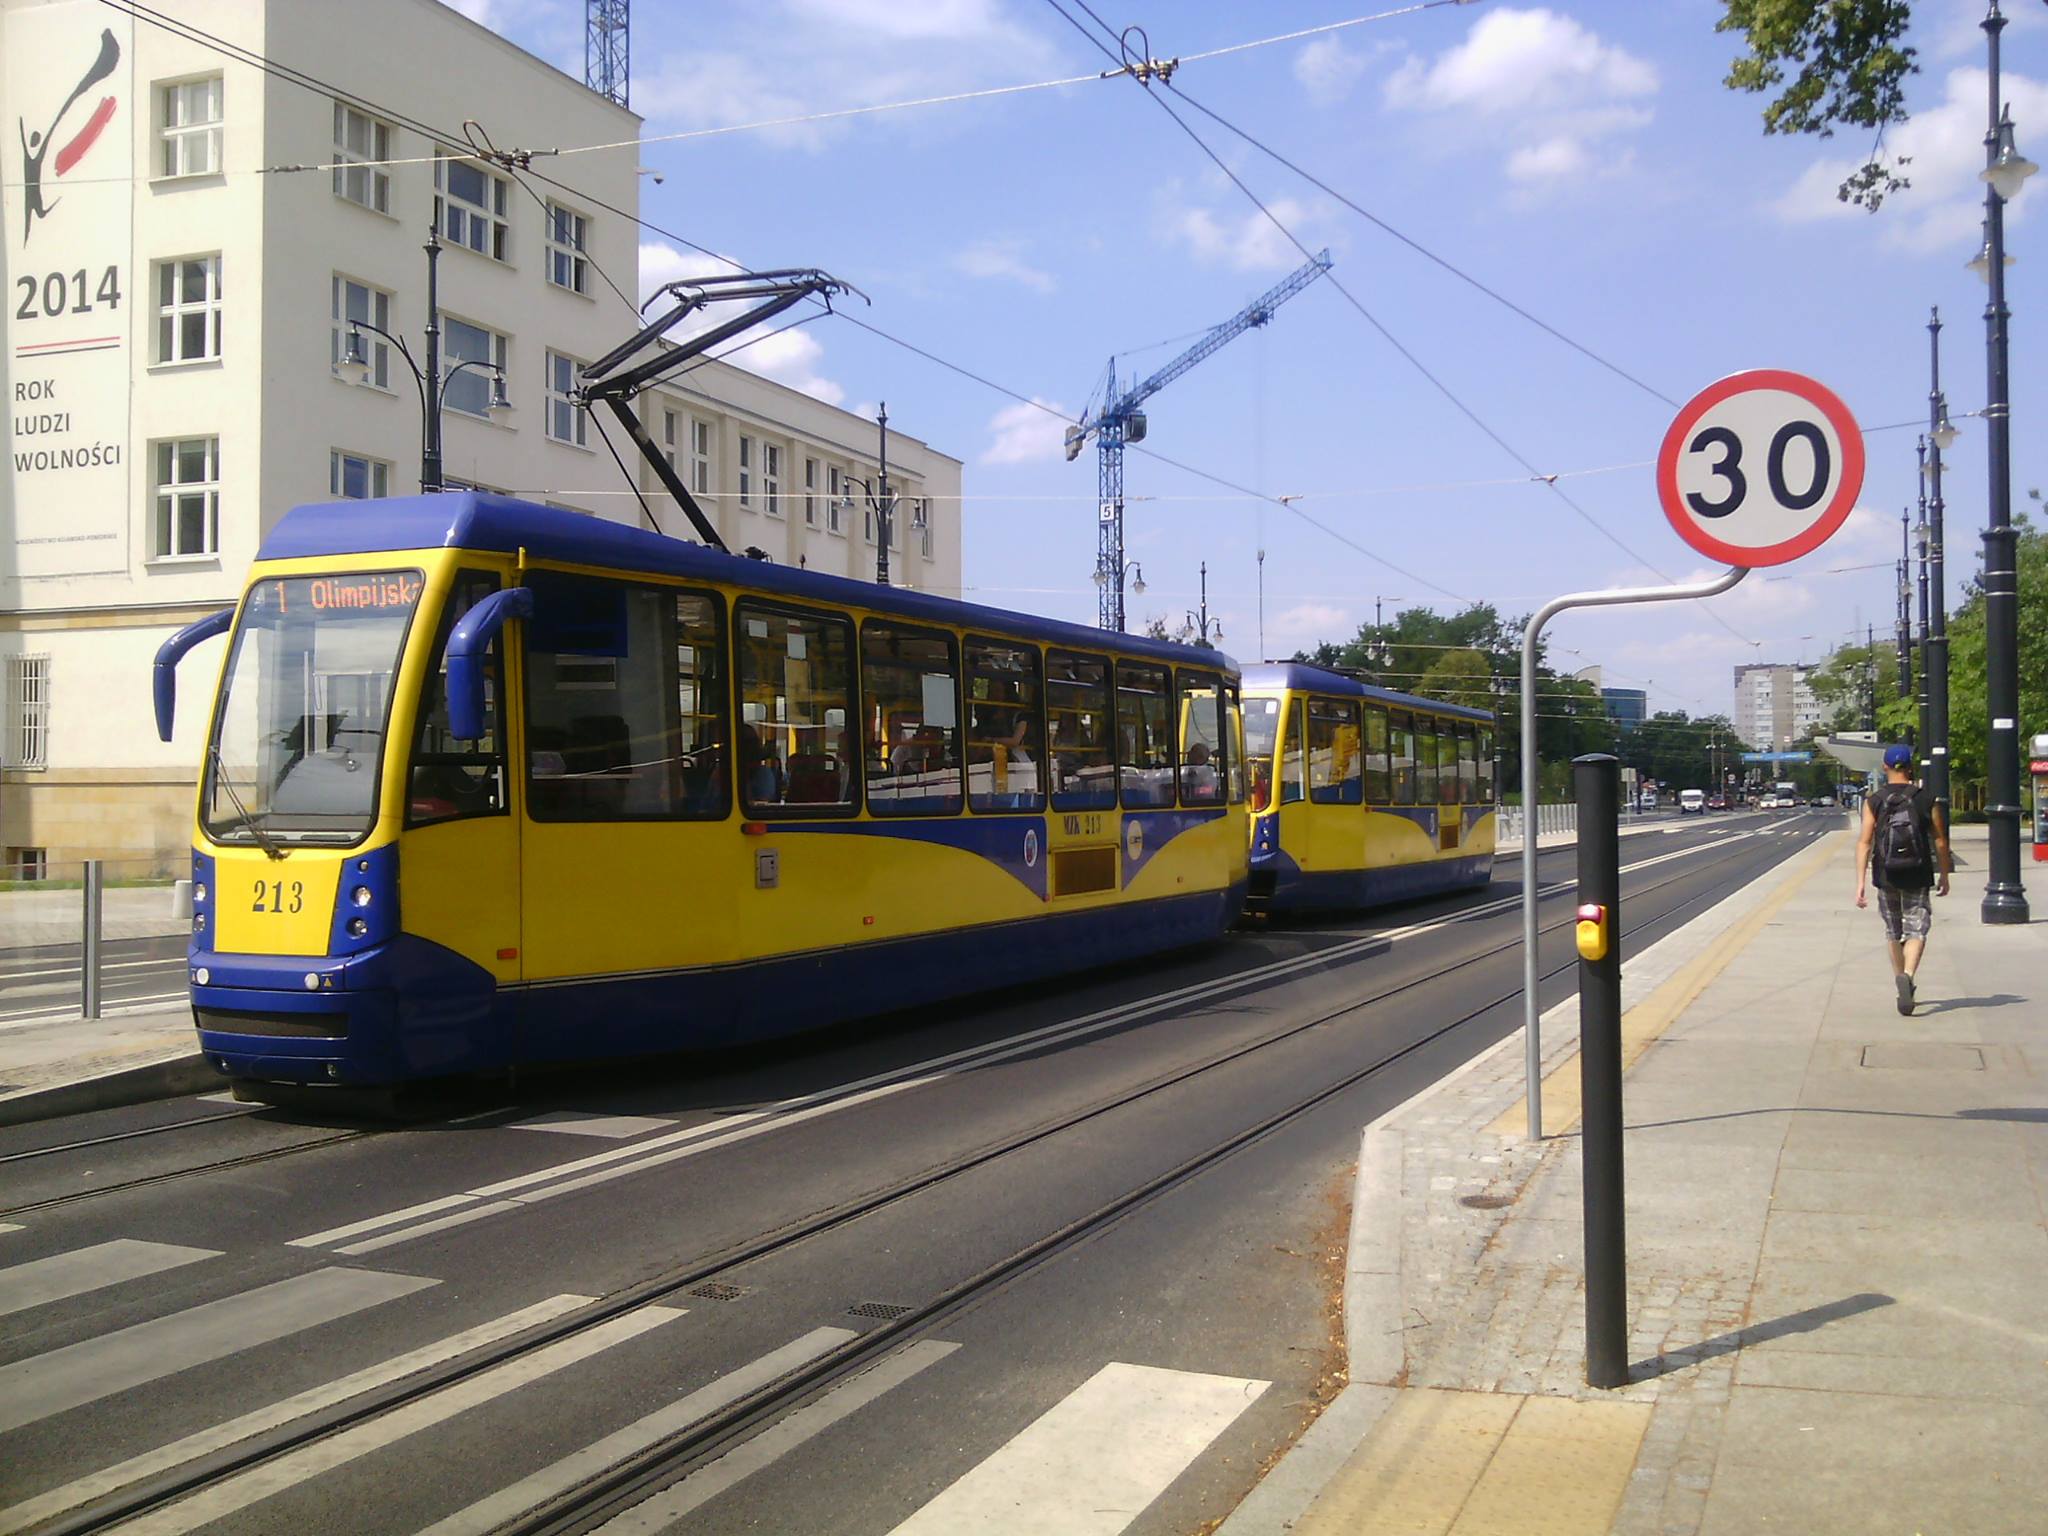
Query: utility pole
[
  {"left": 1182, "top": 562, "right": 1223, "bottom": 648},
  {"left": 868, "top": 403, "right": 896, "bottom": 586},
  {"left": 1915, "top": 438, "right": 1932, "bottom": 771},
  {"left": 1896, "top": 507, "right": 1914, "bottom": 720},
  {"left": 1865, "top": 624, "right": 1877, "bottom": 733},
  {"left": 1927, "top": 309, "right": 1955, "bottom": 820}
]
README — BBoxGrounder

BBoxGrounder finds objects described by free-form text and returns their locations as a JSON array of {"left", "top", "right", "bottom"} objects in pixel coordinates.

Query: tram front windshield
[{"left": 202, "top": 571, "right": 423, "bottom": 847}]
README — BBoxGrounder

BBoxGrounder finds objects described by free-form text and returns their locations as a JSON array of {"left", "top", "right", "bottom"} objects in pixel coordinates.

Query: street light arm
[{"left": 350, "top": 319, "right": 428, "bottom": 421}]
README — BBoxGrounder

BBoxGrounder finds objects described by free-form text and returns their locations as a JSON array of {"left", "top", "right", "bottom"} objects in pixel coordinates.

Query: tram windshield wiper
[{"left": 208, "top": 744, "right": 285, "bottom": 861}]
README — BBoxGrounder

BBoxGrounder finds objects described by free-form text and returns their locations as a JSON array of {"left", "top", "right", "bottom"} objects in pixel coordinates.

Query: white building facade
[
  {"left": 1, "top": 0, "right": 961, "bottom": 872},
  {"left": 1732, "top": 662, "right": 1823, "bottom": 752}
]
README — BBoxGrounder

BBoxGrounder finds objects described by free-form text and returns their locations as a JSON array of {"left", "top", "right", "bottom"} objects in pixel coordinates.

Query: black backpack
[{"left": 1877, "top": 786, "right": 1931, "bottom": 883}]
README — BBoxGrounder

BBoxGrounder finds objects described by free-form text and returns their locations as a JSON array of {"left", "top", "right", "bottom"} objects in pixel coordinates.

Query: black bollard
[{"left": 1574, "top": 752, "right": 1627, "bottom": 1388}]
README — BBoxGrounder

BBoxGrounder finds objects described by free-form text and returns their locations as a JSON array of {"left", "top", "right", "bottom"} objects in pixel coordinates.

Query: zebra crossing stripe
[
  {"left": 0, "top": 1268, "right": 436, "bottom": 1437},
  {"left": 886, "top": 1362, "right": 1269, "bottom": 1536},
  {"left": 416, "top": 1325, "right": 859, "bottom": 1536},
  {"left": 0, "top": 1294, "right": 591, "bottom": 1536},
  {"left": 591, "top": 1340, "right": 963, "bottom": 1534},
  {"left": 108, "top": 1306, "right": 686, "bottom": 1536},
  {"left": 0, "top": 1239, "right": 219, "bottom": 1320}
]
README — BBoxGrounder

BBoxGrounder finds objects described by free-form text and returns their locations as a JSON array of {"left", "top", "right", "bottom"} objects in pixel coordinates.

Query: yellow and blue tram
[
  {"left": 1241, "top": 663, "right": 1497, "bottom": 912},
  {"left": 156, "top": 494, "right": 1250, "bottom": 1091}
]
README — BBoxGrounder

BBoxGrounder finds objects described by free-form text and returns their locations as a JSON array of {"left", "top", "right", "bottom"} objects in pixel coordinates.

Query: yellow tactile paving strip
[
  {"left": 1298, "top": 1389, "right": 1651, "bottom": 1536},
  {"left": 1489, "top": 834, "right": 1840, "bottom": 1139}
]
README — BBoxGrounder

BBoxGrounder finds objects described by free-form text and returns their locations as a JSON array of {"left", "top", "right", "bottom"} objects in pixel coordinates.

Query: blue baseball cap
[{"left": 1883, "top": 744, "right": 1913, "bottom": 769}]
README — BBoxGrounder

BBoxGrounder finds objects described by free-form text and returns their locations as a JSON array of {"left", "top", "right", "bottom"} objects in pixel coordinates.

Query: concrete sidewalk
[
  {"left": 0, "top": 1005, "right": 210, "bottom": 1125},
  {"left": 1229, "top": 825, "right": 2048, "bottom": 1536}
]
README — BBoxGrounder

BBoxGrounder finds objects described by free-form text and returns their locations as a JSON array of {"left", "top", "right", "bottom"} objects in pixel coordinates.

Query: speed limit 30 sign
[{"left": 1656, "top": 369, "right": 1864, "bottom": 567}]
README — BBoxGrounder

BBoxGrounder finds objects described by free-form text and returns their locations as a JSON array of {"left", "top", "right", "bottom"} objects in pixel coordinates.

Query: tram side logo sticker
[{"left": 1656, "top": 369, "right": 1864, "bottom": 568}]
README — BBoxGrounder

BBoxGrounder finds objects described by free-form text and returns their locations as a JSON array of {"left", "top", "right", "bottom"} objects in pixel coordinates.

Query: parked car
[
  {"left": 1809, "top": 795, "right": 1831, "bottom": 807},
  {"left": 1706, "top": 793, "right": 1729, "bottom": 811}
]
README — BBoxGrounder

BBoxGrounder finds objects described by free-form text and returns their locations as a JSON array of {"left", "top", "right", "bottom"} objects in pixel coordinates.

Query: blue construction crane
[{"left": 1066, "top": 249, "right": 1332, "bottom": 631}]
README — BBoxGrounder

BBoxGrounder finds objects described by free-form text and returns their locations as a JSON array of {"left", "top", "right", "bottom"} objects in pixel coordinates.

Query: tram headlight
[
  {"left": 351, "top": 886, "right": 373, "bottom": 907},
  {"left": 193, "top": 882, "right": 207, "bottom": 904},
  {"left": 193, "top": 966, "right": 210, "bottom": 985},
  {"left": 347, "top": 917, "right": 369, "bottom": 938},
  {"left": 303, "top": 972, "right": 321, "bottom": 991},
  {"left": 193, "top": 914, "right": 206, "bottom": 932}
]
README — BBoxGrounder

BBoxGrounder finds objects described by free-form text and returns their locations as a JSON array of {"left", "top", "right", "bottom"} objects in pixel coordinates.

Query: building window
[
  {"left": 762, "top": 443, "right": 781, "bottom": 517},
  {"left": 6, "top": 656, "right": 50, "bottom": 772},
  {"left": 153, "top": 438, "right": 219, "bottom": 558},
  {"left": 913, "top": 497, "right": 934, "bottom": 560},
  {"left": 661, "top": 409, "right": 679, "bottom": 468},
  {"left": 546, "top": 352, "right": 587, "bottom": 446},
  {"left": 545, "top": 202, "right": 588, "bottom": 294},
  {"left": 330, "top": 450, "right": 390, "bottom": 500},
  {"left": 436, "top": 153, "right": 510, "bottom": 261},
  {"left": 332, "top": 103, "right": 392, "bottom": 213},
  {"left": 864, "top": 503, "right": 875, "bottom": 544},
  {"left": 155, "top": 255, "right": 221, "bottom": 364},
  {"left": 442, "top": 318, "right": 506, "bottom": 416},
  {"left": 6, "top": 847, "right": 48, "bottom": 880},
  {"left": 827, "top": 467, "right": 845, "bottom": 534},
  {"left": 159, "top": 76, "right": 222, "bottom": 178},
  {"left": 803, "top": 457, "right": 820, "bottom": 526},
  {"left": 738, "top": 436, "right": 752, "bottom": 508},
  {"left": 691, "top": 419, "right": 711, "bottom": 495},
  {"left": 331, "top": 276, "right": 391, "bottom": 389}
]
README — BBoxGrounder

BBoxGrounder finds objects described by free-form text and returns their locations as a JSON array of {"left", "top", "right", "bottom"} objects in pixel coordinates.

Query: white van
[{"left": 1679, "top": 789, "right": 1706, "bottom": 815}]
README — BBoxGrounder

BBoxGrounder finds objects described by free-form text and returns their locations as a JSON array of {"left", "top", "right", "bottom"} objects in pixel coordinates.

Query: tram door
[{"left": 399, "top": 569, "right": 525, "bottom": 1069}]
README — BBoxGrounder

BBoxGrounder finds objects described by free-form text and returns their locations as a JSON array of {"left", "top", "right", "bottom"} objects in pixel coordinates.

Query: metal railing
[
  {"left": 1495, "top": 802, "right": 1579, "bottom": 846},
  {"left": 0, "top": 855, "right": 190, "bottom": 1021}
]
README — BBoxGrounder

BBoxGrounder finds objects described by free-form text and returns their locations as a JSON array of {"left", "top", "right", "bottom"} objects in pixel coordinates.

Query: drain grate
[
  {"left": 688, "top": 1282, "right": 749, "bottom": 1302},
  {"left": 1459, "top": 1193, "right": 1514, "bottom": 1210},
  {"left": 847, "top": 1300, "right": 915, "bottom": 1321}
]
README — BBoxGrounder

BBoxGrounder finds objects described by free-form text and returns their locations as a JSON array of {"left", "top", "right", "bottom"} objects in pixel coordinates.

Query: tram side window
[
  {"left": 1282, "top": 700, "right": 1306, "bottom": 804},
  {"left": 863, "top": 621, "right": 963, "bottom": 816},
  {"left": 1414, "top": 721, "right": 1438, "bottom": 806},
  {"left": 1363, "top": 705, "right": 1391, "bottom": 803},
  {"left": 1047, "top": 650, "right": 1115, "bottom": 811},
  {"left": 1477, "top": 728, "right": 1495, "bottom": 803},
  {"left": 965, "top": 636, "right": 1045, "bottom": 813},
  {"left": 1458, "top": 724, "right": 1477, "bottom": 805},
  {"left": 736, "top": 602, "right": 856, "bottom": 814},
  {"left": 1307, "top": 697, "right": 1362, "bottom": 804},
  {"left": 1390, "top": 712, "right": 1417, "bottom": 805},
  {"left": 525, "top": 574, "right": 695, "bottom": 821},
  {"left": 674, "top": 594, "right": 730, "bottom": 817},
  {"left": 1116, "top": 661, "right": 1175, "bottom": 808},
  {"left": 1224, "top": 686, "right": 1247, "bottom": 805},
  {"left": 1177, "top": 669, "right": 1226, "bottom": 806},
  {"left": 408, "top": 569, "right": 507, "bottom": 826}
]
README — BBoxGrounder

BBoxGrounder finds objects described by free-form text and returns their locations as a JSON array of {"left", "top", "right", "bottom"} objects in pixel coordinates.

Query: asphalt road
[
  {"left": 0, "top": 808, "right": 1838, "bottom": 1536},
  {"left": 0, "top": 935, "right": 189, "bottom": 1026}
]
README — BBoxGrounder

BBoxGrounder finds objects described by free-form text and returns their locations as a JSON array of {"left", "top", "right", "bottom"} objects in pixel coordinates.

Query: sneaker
[{"left": 1895, "top": 973, "right": 1915, "bottom": 1016}]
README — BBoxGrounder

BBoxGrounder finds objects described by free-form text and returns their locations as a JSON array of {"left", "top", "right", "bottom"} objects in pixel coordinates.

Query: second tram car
[
  {"left": 156, "top": 494, "right": 1250, "bottom": 1093},
  {"left": 1241, "top": 663, "right": 1496, "bottom": 911}
]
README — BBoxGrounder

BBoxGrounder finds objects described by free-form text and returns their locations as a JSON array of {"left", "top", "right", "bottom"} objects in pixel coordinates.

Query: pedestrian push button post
[{"left": 1575, "top": 902, "right": 1610, "bottom": 962}]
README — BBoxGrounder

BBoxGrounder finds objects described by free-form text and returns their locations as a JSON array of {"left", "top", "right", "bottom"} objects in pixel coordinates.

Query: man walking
[{"left": 1854, "top": 745, "right": 1953, "bottom": 1015}]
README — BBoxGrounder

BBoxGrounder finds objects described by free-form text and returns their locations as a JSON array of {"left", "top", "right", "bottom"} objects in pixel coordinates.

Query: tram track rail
[{"left": 29, "top": 827, "right": 1815, "bottom": 1536}]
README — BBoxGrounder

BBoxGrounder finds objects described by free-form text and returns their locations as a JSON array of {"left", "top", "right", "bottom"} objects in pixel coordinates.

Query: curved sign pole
[{"left": 1518, "top": 566, "right": 1748, "bottom": 1140}]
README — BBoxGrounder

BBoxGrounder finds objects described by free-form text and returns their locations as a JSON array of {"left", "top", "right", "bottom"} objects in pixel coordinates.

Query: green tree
[
  {"left": 1717, "top": 0, "right": 1917, "bottom": 209},
  {"left": 1940, "top": 512, "right": 2046, "bottom": 801}
]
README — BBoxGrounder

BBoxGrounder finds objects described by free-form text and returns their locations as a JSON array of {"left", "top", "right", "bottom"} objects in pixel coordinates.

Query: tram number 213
[{"left": 252, "top": 880, "right": 305, "bottom": 914}]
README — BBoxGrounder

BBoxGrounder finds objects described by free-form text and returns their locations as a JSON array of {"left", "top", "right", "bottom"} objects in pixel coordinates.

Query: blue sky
[{"left": 462, "top": 0, "right": 2047, "bottom": 724}]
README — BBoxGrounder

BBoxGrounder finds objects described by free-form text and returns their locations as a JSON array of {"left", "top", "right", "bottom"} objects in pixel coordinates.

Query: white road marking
[
  {"left": 593, "top": 1340, "right": 962, "bottom": 1534},
  {"left": 0, "top": 1293, "right": 591, "bottom": 1536},
  {"left": 416, "top": 1325, "right": 859, "bottom": 1536},
  {"left": 199, "top": 1092, "right": 241, "bottom": 1104},
  {"left": 295, "top": 826, "right": 1778, "bottom": 1256},
  {"left": 0, "top": 1224, "right": 22, "bottom": 1236},
  {"left": 0, "top": 956, "right": 188, "bottom": 984},
  {"left": 0, "top": 1239, "right": 219, "bottom": 1319},
  {"left": 111, "top": 1306, "right": 686, "bottom": 1536},
  {"left": 504, "top": 1110, "right": 677, "bottom": 1140},
  {"left": 0, "top": 1268, "right": 437, "bottom": 1436},
  {"left": 289, "top": 1193, "right": 480, "bottom": 1249},
  {"left": 887, "top": 1362, "right": 1269, "bottom": 1536},
  {"left": 333, "top": 1200, "right": 525, "bottom": 1256}
]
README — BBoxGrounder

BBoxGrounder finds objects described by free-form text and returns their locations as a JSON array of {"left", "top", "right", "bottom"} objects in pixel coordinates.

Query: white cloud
[
  {"left": 1771, "top": 66, "right": 2048, "bottom": 253},
  {"left": 955, "top": 238, "right": 1055, "bottom": 293},
  {"left": 445, "top": 0, "right": 493, "bottom": 22},
  {"left": 1167, "top": 197, "right": 1337, "bottom": 273},
  {"left": 1294, "top": 37, "right": 1369, "bottom": 107},
  {"left": 981, "top": 398, "right": 1070, "bottom": 465},
  {"left": 637, "top": 240, "right": 747, "bottom": 305},
  {"left": 1384, "top": 7, "right": 1656, "bottom": 195}
]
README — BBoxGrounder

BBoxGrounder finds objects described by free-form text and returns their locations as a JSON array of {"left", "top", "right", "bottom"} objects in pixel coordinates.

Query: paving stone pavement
[{"left": 1231, "top": 825, "right": 2048, "bottom": 1536}]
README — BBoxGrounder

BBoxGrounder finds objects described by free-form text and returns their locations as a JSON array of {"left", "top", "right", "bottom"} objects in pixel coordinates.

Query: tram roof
[
  {"left": 259, "top": 493, "right": 1240, "bottom": 674},
  {"left": 1240, "top": 662, "right": 1496, "bottom": 723}
]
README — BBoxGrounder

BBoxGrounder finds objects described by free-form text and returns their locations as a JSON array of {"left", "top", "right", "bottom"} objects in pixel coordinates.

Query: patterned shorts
[{"left": 1878, "top": 885, "right": 1933, "bottom": 943}]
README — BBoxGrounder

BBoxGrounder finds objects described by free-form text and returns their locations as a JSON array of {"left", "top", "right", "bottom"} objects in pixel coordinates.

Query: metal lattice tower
[
  {"left": 586, "top": 0, "right": 629, "bottom": 107},
  {"left": 1066, "top": 250, "right": 1331, "bottom": 631}
]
